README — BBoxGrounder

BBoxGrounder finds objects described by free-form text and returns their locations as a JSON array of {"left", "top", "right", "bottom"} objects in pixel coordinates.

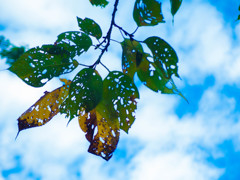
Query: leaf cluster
[
  {"left": 5, "top": 0, "right": 185, "bottom": 160},
  {"left": 0, "top": 36, "right": 26, "bottom": 66}
]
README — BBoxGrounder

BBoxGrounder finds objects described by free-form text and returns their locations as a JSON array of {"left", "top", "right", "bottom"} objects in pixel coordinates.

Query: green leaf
[
  {"left": 66, "top": 68, "right": 103, "bottom": 120},
  {"left": 77, "top": 17, "right": 102, "bottom": 40},
  {"left": 78, "top": 71, "right": 139, "bottom": 160},
  {"left": 121, "top": 39, "right": 144, "bottom": 79},
  {"left": 133, "top": 0, "right": 165, "bottom": 27},
  {"left": 170, "top": 0, "right": 182, "bottom": 17},
  {"left": 144, "top": 36, "right": 179, "bottom": 78},
  {"left": 0, "top": 36, "right": 26, "bottom": 65},
  {"left": 8, "top": 45, "right": 78, "bottom": 87},
  {"left": 56, "top": 31, "right": 92, "bottom": 57},
  {"left": 89, "top": 0, "right": 109, "bottom": 8},
  {"left": 137, "top": 54, "right": 182, "bottom": 95},
  {"left": 103, "top": 71, "right": 139, "bottom": 133}
]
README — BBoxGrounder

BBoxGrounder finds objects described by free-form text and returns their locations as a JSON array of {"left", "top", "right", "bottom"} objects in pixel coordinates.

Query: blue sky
[{"left": 0, "top": 0, "right": 240, "bottom": 179}]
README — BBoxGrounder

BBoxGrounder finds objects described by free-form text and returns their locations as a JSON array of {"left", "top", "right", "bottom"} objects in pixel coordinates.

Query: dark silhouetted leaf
[
  {"left": 144, "top": 36, "right": 179, "bottom": 78},
  {"left": 89, "top": 0, "right": 109, "bottom": 8},
  {"left": 133, "top": 0, "right": 165, "bottom": 27},
  {"left": 16, "top": 79, "right": 71, "bottom": 136},
  {"left": 103, "top": 71, "right": 139, "bottom": 133},
  {"left": 56, "top": 31, "right": 92, "bottom": 57},
  {"left": 9, "top": 45, "right": 78, "bottom": 87},
  {"left": 170, "top": 0, "right": 182, "bottom": 17},
  {"left": 77, "top": 17, "right": 102, "bottom": 40},
  {"left": 121, "top": 38, "right": 144, "bottom": 79},
  {"left": 66, "top": 68, "right": 103, "bottom": 120}
]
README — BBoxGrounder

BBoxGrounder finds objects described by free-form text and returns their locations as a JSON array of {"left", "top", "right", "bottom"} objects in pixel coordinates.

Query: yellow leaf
[
  {"left": 78, "top": 103, "right": 120, "bottom": 161},
  {"left": 16, "top": 79, "right": 71, "bottom": 136}
]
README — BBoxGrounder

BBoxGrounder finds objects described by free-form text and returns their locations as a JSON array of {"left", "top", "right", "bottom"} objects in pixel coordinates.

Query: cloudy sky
[{"left": 0, "top": 0, "right": 240, "bottom": 179}]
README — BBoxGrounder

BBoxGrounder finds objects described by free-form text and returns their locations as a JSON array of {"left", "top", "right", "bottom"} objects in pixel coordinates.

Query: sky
[{"left": 0, "top": 0, "right": 240, "bottom": 179}]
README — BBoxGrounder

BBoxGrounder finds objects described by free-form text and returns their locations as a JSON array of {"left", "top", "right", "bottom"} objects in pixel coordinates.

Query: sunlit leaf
[
  {"left": 77, "top": 17, "right": 102, "bottom": 40},
  {"left": 9, "top": 45, "right": 78, "bottom": 87},
  {"left": 136, "top": 52, "right": 172, "bottom": 93},
  {"left": 89, "top": 0, "right": 109, "bottom": 8},
  {"left": 170, "top": 0, "right": 182, "bottom": 17},
  {"left": 56, "top": 31, "right": 92, "bottom": 57},
  {"left": 16, "top": 79, "right": 71, "bottom": 136},
  {"left": 78, "top": 106, "right": 120, "bottom": 161},
  {"left": 133, "top": 0, "right": 165, "bottom": 27},
  {"left": 121, "top": 38, "right": 144, "bottom": 79},
  {"left": 66, "top": 68, "right": 103, "bottom": 120},
  {"left": 78, "top": 71, "right": 139, "bottom": 160},
  {"left": 103, "top": 71, "right": 139, "bottom": 133},
  {"left": 144, "top": 36, "right": 179, "bottom": 78}
]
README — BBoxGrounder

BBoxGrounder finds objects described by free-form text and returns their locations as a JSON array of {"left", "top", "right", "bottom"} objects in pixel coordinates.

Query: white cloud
[{"left": 1, "top": 0, "right": 240, "bottom": 180}]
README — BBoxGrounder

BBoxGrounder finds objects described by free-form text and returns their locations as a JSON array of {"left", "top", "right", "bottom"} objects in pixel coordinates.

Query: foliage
[
  {"left": 1, "top": 0, "right": 185, "bottom": 160},
  {"left": 0, "top": 36, "right": 26, "bottom": 65},
  {"left": 237, "top": 5, "right": 240, "bottom": 21}
]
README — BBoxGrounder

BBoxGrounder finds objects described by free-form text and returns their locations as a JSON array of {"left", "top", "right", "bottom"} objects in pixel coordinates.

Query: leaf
[
  {"left": 66, "top": 68, "right": 103, "bottom": 120},
  {"left": 133, "top": 0, "right": 165, "bottom": 27},
  {"left": 136, "top": 52, "right": 176, "bottom": 93},
  {"left": 144, "top": 36, "right": 179, "bottom": 78},
  {"left": 56, "top": 31, "right": 92, "bottom": 57},
  {"left": 9, "top": 45, "right": 78, "bottom": 87},
  {"left": 103, "top": 71, "right": 139, "bottom": 133},
  {"left": 136, "top": 43, "right": 187, "bottom": 101},
  {"left": 121, "top": 39, "right": 144, "bottom": 79},
  {"left": 79, "top": 106, "right": 120, "bottom": 161},
  {"left": 89, "top": 0, "right": 109, "bottom": 8},
  {"left": 170, "top": 0, "right": 182, "bottom": 17},
  {"left": 77, "top": 17, "right": 102, "bottom": 40},
  {"left": 16, "top": 79, "right": 71, "bottom": 136},
  {"left": 78, "top": 71, "right": 139, "bottom": 160},
  {"left": 0, "top": 36, "right": 26, "bottom": 65}
]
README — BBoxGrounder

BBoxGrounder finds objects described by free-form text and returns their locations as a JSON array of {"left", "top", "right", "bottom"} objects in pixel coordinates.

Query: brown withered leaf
[
  {"left": 16, "top": 79, "right": 71, "bottom": 138},
  {"left": 78, "top": 104, "right": 120, "bottom": 161}
]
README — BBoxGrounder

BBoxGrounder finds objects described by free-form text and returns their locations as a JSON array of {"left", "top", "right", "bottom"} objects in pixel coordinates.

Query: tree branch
[{"left": 91, "top": 0, "right": 120, "bottom": 69}]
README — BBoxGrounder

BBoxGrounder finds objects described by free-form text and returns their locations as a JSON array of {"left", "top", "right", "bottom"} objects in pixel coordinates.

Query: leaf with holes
[
  {"left": 136, "top": 52, "right": 171, "bottom": 93},
  {"left": 78, "top": 71, "right": 138, "bottom": 160},
  {"left": 133, "top": 0, "right": 165, "bottom": 27},
  {"left": 78, "top": 105, "right": 120, "bottom": 161},
  {"left": 136, "top": 52, "right": 187, "bottom": 101},
  {"left": 8, "top": 45, "right": 78, "bottom": 87},
  {"left": 66, "top": 68, "right": 103, "bottom": 121},
  {"left": 144, "top": 36, "right": 179, "bottom": 78},
  {"left": 56, "top": 31, "right": 92, "bottom": 57},
  {"left": 121, "top": 38, "right": 144, "bottom": 79},
  {"left": 170, "top": 0, "right": 182, "bottom": 17},
  {"left": 89, "top": 0, "right": 109, "bottom": 8},
  {"left": 16, "top": 79, "right": 71, "bottom": 137},
  {"left": 77, "top": 17, "right": 102, "bottom": 40},
  {"left": 103, "top": 71, "right": 139, "bottom": 133}
]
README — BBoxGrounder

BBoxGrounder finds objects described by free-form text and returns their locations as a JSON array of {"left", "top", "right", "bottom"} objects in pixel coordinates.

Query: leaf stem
[{"left": 91, "top": 0, "right": 120, "bottom": 69}]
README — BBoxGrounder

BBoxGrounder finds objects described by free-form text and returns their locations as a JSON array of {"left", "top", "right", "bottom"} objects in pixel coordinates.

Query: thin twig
[{"left": 91, "top": 0, "right": 120, "bottom": 69}]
